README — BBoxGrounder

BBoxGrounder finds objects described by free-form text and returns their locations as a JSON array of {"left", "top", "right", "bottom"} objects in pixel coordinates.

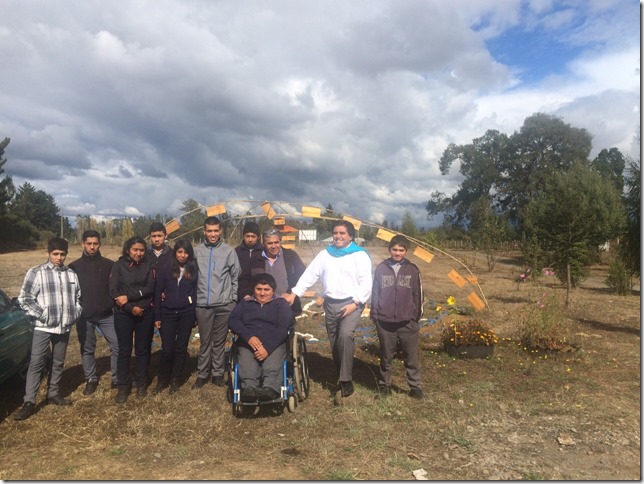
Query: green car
[{"left": 0, "top": 288, "right": 33, "bottom": 385}]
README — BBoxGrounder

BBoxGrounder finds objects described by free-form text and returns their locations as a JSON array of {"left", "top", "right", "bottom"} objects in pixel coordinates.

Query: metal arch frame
[{"left": 162, "top": 200, "right": 489, "bottom": 309}]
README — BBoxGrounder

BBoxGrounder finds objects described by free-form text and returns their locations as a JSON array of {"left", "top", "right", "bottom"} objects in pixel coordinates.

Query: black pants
[
  {"left": 114, "top": 309, "right": 155, "bottom": 389},
  {"left": 158, "top": 307, "right": 196, "bottom": 383}
]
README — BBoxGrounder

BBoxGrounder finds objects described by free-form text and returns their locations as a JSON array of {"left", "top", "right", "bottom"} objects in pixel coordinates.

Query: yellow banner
[
  {"left": 273, "top": 217, "right": 285, "bottom": 226},
  {"left": 302, "top": 206, "right": 322, "bottom": 218},
  {"left": 343, "top": 215, "right": 362, "bottom": 231},
  {"left": 466, "top": 275, "right": 478, "bottom": 285},
  {"left": 448, "top": 269, "right": 467, "bottom": 288},
  {"left": 281, "top": 235, "right": 296, "bottom": 241},
  {"left": 261, "top": 202, "right": 275, "bottom": 220},
  {"left": 281, "top": 243, "right": 295, "bottom": 250},
  {"left": 413, "top": 246, "right": 434, "bottom": 264},
  {"left": 376, "top": 228, "right": 395, "bottom": 242},
  {"left": 467, "top": 291, "right": 486, "bottom": 311},
  {"left": 206, "top": 204, "right": 226, "bottom": 216},
  {"left": 164, "top": 219, "right": 181, "bottom": 235}
]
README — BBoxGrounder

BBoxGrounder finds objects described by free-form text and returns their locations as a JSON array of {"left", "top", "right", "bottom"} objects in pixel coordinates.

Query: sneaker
[
  {"left": 240, "top": 387, "right": 257, "bottom": 403},
  {"left": 115, "top": 387, "right": 130, "bottom": 404},
  {"left": 169, "top": 379, "right": 180, "bottom": 394},
  {"left": 340, "top": 381, "right": 354, "bottom": 398},
  {"left": 151, "top": 381, "right": 168, "bottom": 396},
  {"left": 409, "top": 388, "right": 424, "bottom": 400},
  {"left": 212, "top": 375, "right": 226, "bottom": 387},
  {"left": 192, "top": 377, "right": 208, "bottom": 389},
  {"left": 47, "top": 395, "right": 72, "bottom": 406},
  {"left": 83, "top": 380, "right": 99, "bottom": 396},
  {"left": 136, "top": 386, "right": 147, "bottom": 399},
  {"left": 14, "top": 402, "right": 36, "bottom": 421},
  {"left": 378, "top": 385, "right": 392, "bottom": 397},
  {"left": 256, "top": 387, "right": 280, "bottom": 402}
]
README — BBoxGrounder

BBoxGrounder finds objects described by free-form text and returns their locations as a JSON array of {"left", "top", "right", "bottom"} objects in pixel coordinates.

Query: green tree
[
  {"left": 434, "top": 113, "right": 593, "bottom": 230},
  {"left": 10, "top": 182, "right": 60, "bottom": 233},
  {"left": 591, "top": 147, "right": 626, "bottom": 194},
  {"left": 173, "top": 199, "right": 205, "bottom": 244},
  {"left": 619, "top": 154, "right": 640, "bottom": 277},
  {"left": 400, "top": 210, "right": 418, "bottom": 238},
  {"left": 0, "top": 137, "right": 15, "bottom": 214},
  {"left": 524, "top": 163, "right": 625, "bottom": 305},
  {"left": 468, "top": 197, "right": 513, "bottom": 271}
]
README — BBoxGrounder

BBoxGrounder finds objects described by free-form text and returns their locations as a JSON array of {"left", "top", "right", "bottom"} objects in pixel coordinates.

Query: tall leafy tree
[
  {"left": 619, "top": 154, "right": 640, "bottom": 277},
  {"left": 524, "top": 163, "right": 625, "bottom": 305},
  {"left": 0, "top": 138, "right": 15, "bottom": 214},
  {"left": 400, "top": 210, "right": 418, "bottom": 237},
  {"left": 591, "top": 147, "right": 626, "bottom": 194},
  {"left": 10, "top": 182, "right": 61, "bottom": 233},
  {"left": 433, "top": 113, "right": 593, "bottom": 230}
]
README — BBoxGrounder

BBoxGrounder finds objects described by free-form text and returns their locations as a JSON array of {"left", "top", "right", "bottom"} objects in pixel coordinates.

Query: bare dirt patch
[{"left": 0, "top": 245, "right": 639, "bottom": 480}]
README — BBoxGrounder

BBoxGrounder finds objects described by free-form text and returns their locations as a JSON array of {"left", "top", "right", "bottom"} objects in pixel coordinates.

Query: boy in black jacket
[
  {"left": 370, "top": 235, "right": 424, "bottom": 399},
  {"left": 69, "top": 230, "right": 118, "bottom": 395}
]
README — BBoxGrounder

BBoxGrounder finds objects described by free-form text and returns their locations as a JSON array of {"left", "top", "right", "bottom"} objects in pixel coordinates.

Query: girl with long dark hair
[
  {"left": 152, "top": 239, "right": 198, "bottom": 395},
  {"left": 109, "top": 236, "right": 156, "bottom": 403}
]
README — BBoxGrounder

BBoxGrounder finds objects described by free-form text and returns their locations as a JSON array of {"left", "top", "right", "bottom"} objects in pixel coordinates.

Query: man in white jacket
[{"left": 284, "top": 221, "right": 372, "bottom": 401}]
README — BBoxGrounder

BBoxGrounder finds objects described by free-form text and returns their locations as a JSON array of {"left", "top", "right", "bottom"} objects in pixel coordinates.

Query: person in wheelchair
[{"left": 228, "top": 273, "right": 293, "bottom": 403}]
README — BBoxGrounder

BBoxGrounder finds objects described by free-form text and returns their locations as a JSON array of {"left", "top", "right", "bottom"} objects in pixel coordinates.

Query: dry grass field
[{"left": 0, "top": 242, "right": 640, "bottom": 480}]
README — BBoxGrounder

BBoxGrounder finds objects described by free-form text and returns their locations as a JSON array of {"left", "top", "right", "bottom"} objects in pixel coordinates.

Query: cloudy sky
[{"left": 0, "top": 0, "right": 640, "bottom": 228}]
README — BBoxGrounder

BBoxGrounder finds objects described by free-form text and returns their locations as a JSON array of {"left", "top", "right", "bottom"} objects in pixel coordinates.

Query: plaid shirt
[{"left": 18, "top": 261, "right": 83, "bottom": 334}]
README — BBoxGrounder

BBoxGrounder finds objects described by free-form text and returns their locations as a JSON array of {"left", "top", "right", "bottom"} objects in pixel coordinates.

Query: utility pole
[{"left": 60, "top": 207, "right": 64, "bottom": 238}]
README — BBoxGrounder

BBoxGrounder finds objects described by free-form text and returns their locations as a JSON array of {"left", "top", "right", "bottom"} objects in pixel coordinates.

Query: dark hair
[
  {"left": 82, "top": 230, "right": 101, "bottom": 242},
  {"left": 47, "top": 237, "right": 68, "bottom": 253},
  {"left": 389, "top": 234, "right": 410, "bottom": 250},
  {"left": 252, "top": 273, "right": 276, "bottom": 291},
  {"left": 149, "top": 222, "right": 166, "bottom": 235},
  {"left": 204, "top": 216, "right": 221, "bottom": 228},
  {"left": 242, "top": 221, "right": 260, "bottom": 237},
  {"left": 171, "top": 239, "right": 198, "bottom": 280},
  {"left": 333, "top": 220, "right": 355, "bottom": 239},
  {"left": 122, "top": 236, "right": 147, "bottom": 257}
]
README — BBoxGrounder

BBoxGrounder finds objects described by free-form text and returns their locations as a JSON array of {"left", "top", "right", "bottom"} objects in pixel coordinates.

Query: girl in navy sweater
[{"left": 152, "top": 239, "right": 198, "bottom": 395}]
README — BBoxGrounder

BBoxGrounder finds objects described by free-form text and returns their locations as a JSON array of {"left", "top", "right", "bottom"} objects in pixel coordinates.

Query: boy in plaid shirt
[{"left": 14, "top": 237, "right": 83, "bottom": 421}]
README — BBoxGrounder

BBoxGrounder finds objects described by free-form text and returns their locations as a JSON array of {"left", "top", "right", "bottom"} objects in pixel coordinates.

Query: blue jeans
[
  {"left": 76, "top": 314, "right": 119, "bottom": 384},
  {"left": 114, "top": 309, "right": 154, "bottom": 389}
]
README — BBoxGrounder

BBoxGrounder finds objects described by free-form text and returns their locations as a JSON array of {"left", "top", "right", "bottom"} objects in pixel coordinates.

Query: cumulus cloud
[{"left": 0, "top": 0, "right": 638, "bottom": 229}]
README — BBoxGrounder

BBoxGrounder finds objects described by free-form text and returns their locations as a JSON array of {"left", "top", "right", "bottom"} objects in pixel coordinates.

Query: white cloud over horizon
[{"left": 0, "top": 0, "right": 639, "bottom": 229}]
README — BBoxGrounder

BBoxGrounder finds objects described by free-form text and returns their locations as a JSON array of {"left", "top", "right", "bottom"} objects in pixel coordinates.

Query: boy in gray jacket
[
  {"left": 192, "top": 216, "right": 241, "bottom": 389},
  {"left": 370, "top": 235, "right": 423, "bottom": 399}
]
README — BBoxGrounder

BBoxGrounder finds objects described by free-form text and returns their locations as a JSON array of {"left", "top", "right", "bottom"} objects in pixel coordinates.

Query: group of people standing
[{"left": 13, "top": 215, "right": 425, "bottom": 421}]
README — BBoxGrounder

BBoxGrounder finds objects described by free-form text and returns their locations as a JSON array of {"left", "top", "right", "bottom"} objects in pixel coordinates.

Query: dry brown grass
[{"left": 0, "top": 244, "right": 640, "bottom": 480}]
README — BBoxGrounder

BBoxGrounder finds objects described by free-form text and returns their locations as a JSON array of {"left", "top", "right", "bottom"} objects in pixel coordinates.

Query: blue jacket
[
  {"left": 228, "top": 297, "right": 293, "bottom": 354},
  {"left": 154, "top": 264, "right": 198, "bottom": 321}
]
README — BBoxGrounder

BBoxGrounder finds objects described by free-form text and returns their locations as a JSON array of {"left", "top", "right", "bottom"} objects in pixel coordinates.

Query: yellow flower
[
  {"left": 447, "top": 296, "right": 456, "bottom": 306},
  {"left": 436, "top": 305, "right": 442, "bottom": 311}
]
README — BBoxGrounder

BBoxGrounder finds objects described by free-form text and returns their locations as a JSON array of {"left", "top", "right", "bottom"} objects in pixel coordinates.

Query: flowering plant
[
  {"left": 434, "top": 296, "right": 472, "bottom": 317},
  {"left": 441, "top": 318, "right": 498, "bottom": 348}
]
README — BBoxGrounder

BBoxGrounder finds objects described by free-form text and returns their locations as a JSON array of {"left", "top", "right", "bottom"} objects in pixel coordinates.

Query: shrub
[
  {"left": 516, "top": 290, "right": 570, "bottom": 350},
  {"left": 605, "top": 259, "right": 632, "bottom": 296}
]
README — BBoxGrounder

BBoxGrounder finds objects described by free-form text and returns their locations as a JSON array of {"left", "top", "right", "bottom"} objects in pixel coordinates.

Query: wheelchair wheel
[
  {"left": 287, "top": 394, "right": 297, "bottom": 413},
  {"left": 293, "top": 335, "right": 310, "bottom": 401}
]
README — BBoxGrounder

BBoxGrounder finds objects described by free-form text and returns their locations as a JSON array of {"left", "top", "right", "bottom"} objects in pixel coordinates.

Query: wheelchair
[{"left": 227, "top": 325, "right": 310, "bottom": 417}]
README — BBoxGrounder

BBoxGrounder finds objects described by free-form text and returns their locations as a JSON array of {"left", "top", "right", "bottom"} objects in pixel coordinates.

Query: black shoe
[
  {"left": 378, "top": 385, "right": 392, "bottom": 397},
  {"left": 47, "top": 395, "right": 72, "bottom": 406},
  {"left": 169, "top": 379, "right": 180, "bottom": 394},
  {"left": 192, "top": 377, "right": 208, "bottom": 389},
  {"left": 240, "top": 387, "right": 257, "bottom": 403},
  {"left": 14, "top": 402, "right": 35, "bottom": 421},
  {"left": 212, "top": 375, "right": 226, "bottom": 387},
  {"left": 409, "top": 388, "right": 424, "bottom": 400},
  {"left": 340, "top": 381, "right": 354, "bottom": 398},
  {"left": 115, "top": 387, "right": 130, "bottom": 404},
  {"left": 136, "top": 386, "right": 147, "bottom": 398},
  {"left": 83, "top": 380, "right": 99, "bottom": 396},
  {"left": 151, "top": 381, "right": 169, "bottom": 395},
  {"left": 256, "top": 387, "right": 280, "bottom": 402}
]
